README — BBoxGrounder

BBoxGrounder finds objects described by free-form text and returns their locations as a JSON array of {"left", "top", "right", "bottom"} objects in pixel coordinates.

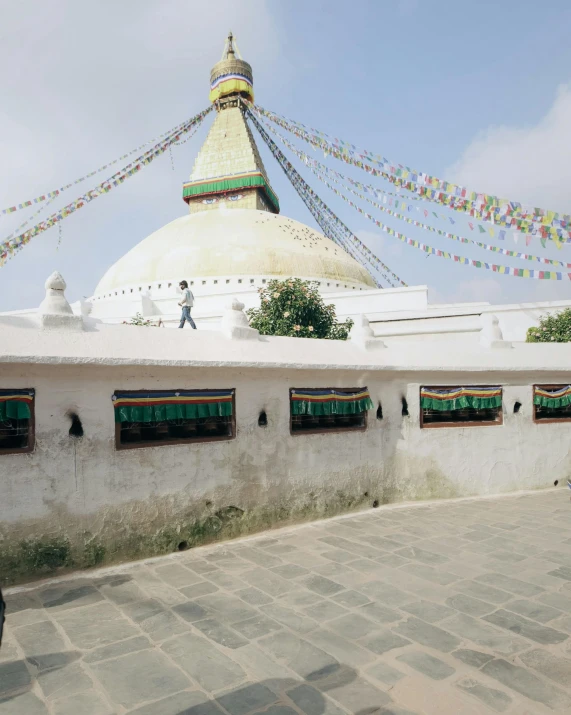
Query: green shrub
[
  {"left": 247, "top": 278, "right": 353, "bottom": 340},
  {"left": 526, "top": 308, "right": 571, "bottom": 343}
]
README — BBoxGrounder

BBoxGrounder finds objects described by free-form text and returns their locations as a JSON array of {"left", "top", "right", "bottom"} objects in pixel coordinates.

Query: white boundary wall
[{"left": 1, "top": 309, "right": 570, "bottom": 582}]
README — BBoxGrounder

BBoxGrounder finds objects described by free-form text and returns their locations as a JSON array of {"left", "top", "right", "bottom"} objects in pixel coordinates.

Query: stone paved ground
[{"left": 2, "top": 489, "right": 571, "bottom": 715}]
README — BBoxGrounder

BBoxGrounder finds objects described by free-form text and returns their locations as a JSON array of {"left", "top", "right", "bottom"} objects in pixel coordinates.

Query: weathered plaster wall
[{"left": 1, "top": 361, "right": 569, "bottom": 584}]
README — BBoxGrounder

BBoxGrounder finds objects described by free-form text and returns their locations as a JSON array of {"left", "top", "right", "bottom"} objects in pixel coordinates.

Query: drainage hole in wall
[
  {"left": 177, "top": 541, "right": 189, "bottom": 551},
  {"left": 68, "top": 413, "right": 84, "bottom": 438},
  {"left": 258, "top": 410, "right": 268, "bottom": 427},
  {"left": 363, "top": 491, "right": 369, "bottom": 497},
  {"left": 376, "top": 403, "right": 383, "bottom": 420},
  {"left": 372, "top": 500, "right": 379, "bottom": 508},
  {"left": 513, "top": 401, "right": 522, "bottom": 413},
  {"left": 554, "top": 480, "right": 559, "bottom": 487},
  {"left": 401, "top": 397, "right": 409, "bottom": 416}
]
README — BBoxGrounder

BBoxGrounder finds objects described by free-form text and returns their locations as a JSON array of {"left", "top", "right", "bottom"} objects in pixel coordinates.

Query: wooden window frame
[
  {"left": 533, "top": 384, "right": 571, "bottom": 424},
  {"left": 0, "top": 393, "right": 35, "bottom": 455},
  {"left": 289, "top": 387, "right": 369, "bottom": 436},
  {"left": 114, "top": 389, "right": 236, "bottom": 451},
  {"left": 420, "top": 386, "right": 503, "bottom": 429}
]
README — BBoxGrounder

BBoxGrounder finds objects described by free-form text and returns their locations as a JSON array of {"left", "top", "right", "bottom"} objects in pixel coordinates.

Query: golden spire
[
  {"left": 209, "top": 32, "right": 253, "bottom": 105},
  {"left": 226, "top": 31, "right": 235, "bottom": 59}
]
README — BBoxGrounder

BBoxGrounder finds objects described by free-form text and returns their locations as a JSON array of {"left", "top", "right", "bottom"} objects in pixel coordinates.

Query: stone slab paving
[{"left": 2, "top": 489, "right": 571, "bottom": 714}]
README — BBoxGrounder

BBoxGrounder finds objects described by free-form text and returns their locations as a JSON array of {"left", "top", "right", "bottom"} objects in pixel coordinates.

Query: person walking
[{"left": 178, "top": 280, "right": 197, "bottom": 329}]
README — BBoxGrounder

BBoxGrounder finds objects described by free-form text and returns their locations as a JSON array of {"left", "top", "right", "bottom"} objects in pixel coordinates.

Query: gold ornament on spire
[{"left": 209, "top": 31, "right": 254, "bottom": 105}]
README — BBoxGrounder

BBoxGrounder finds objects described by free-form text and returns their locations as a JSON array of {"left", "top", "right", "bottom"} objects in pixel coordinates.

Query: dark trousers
[{"left": 179, "top": 306, "right": 196, "bottom": 329}]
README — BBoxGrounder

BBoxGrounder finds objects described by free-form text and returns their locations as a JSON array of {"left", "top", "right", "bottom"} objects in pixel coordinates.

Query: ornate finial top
[
  {"left": 210, "top": 32, "right": 253, "bottom": 105},
  {"left": 227, "top": 31, "right": 235, "bottom": 58},
  {"left": 39, "top": 270, "right": 84, "bottom": 330},
  {"left": 45, "top": 271, "right": 67, "bottom": 292}
]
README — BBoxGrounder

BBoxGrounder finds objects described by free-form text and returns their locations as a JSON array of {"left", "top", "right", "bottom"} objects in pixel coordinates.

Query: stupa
[{"left": 89, "top": 32, "right": 376, "bottom": 326}]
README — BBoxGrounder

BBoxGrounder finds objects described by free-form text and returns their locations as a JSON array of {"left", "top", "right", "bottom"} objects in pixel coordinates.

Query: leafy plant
[
  {"left": 124, "top": 313, "right": 162, "bottom": 327},
  {"left": 526, "top": 308, "right": 571, "bottom": 343},
  {"left": 246, "top": 278, "right": 353, "bottom": 340}
]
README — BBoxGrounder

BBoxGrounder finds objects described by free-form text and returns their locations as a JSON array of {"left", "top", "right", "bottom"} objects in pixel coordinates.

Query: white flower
[
  {"left": 284, "top": 311, "right": 290, "bottom": 318},
  {"left": 273, "top": 292, "right": 280, "bottom": 298},
  {"left": 294, "top": 325, "right": 301, "bottom": 331},
  {"left": 308, "top": 326, "right": 314, "bottom": 332}
]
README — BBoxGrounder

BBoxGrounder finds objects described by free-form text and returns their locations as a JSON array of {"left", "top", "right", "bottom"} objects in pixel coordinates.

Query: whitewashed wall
[{"left": 0, "top": 359, "right": 568, "bottom": 583}]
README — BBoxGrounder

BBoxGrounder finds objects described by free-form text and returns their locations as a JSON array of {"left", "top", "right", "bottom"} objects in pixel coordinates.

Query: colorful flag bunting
[
  {"left": 254, "top": 111, "right": 571, "bottom": 275},
  {"left": 253, "top": 104, "right": 571, "bottom": 244},
  {"left": 0, "top": 107, "right": 212, "bottom": 267}
]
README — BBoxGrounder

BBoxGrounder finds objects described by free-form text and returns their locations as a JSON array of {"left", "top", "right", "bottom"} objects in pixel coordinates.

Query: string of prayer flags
[
  {"left": 252, "top": 104, "right": 559, "bottom": 246},
  {"left": 253, "top": 104, "right": 571, "bottom": 239},
  {"left": 1, "top": 115, "right": 198, "bottom": 218},
  {"left": 248, "top": 108, "right": 405, "bottom": 288},
  {"left": 0, "top": 108, "right": 212, "bottom": 267},
  {"left": 256, "top": 114, "right": 571, "bottom": 272}
]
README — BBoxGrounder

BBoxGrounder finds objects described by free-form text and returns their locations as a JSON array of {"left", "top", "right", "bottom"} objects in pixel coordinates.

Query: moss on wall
[
  {"left": 0, "top": 485, "right": 378, "bottom": 586},
  {"left": 0, "top": 457, "right": 474, "bottom": 587}
]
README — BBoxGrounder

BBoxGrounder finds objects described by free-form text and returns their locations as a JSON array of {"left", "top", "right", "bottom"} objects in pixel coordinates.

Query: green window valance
[
  {"left": 421, "top": 386, "right": 502, "bottom": 411},
  {"left": 291, "top": 389, "right": 374, "bottom": 416},
  {"left": 182, "top": 171, "right": 280, "bottom": 213},
  {"left": 0, "top": 389, "right": 34, "bottom": 420},
  {"left": 113, "top": 390, "right": 233, "bottom": 423},
  {"left": 534, "top": 385, "right": 571, "bottom": 409}
]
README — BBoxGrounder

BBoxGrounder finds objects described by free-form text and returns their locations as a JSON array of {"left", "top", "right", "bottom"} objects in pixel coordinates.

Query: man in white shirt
[{"left": 178, "top": 280, "right": 197, "bottom": 329}]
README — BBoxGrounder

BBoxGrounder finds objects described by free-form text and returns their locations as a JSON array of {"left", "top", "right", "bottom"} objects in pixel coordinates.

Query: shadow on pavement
[{"left": 128, "top": 663, "right": 403, "bottom": 715}]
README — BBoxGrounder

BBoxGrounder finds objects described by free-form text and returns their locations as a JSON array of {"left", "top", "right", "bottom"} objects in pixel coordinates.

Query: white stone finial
[
  {"left": 45, "top": 271, "right": 67, "bottom": 292},
  {"left": 479, "top": 313, "right": 511, "bottom": 349},
  {"left": 221, "top": 297, "right": 260, "bottom": 340},
  {"left": 38, "top": 271, "right": 84, "bottom": 331},
  {"left": 350, "top": 314, "right": 386, "bottom": 350}
]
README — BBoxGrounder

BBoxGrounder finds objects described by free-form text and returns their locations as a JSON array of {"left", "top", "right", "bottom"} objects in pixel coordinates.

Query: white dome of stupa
[
  {"left": 93, "top": 208, "right": 375, "bottom": 296},
  {"left": 89, "top": 33, "right": 377, "bottom": 322}
]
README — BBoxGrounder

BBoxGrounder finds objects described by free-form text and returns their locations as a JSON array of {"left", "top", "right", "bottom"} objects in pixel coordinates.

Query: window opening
[
  {"left": 420, "top": 386, "right": 503, "bottom": 428},
  {"left": 113, "top": 389, "right": 235, "bottom": 449},
  {"left": 0, "top": 389, "right": 35, "bottom": 454},
  {"left": 533, "top": 385, "right": 571, "bottom": 423},
  {"left": 290, "top": 388, "right": 373, "bottom": 434}
]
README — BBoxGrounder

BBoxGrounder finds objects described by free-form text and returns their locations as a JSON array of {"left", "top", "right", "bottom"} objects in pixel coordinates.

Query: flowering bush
[
  {"left": 526, "top": 308, "right": 571, "bottom": 343},
  {"left": 124, "top": 313, "right": 163, "bottom": 327},
  {"left": 247, "top": 278, "right": 353, "bottom": 340}
]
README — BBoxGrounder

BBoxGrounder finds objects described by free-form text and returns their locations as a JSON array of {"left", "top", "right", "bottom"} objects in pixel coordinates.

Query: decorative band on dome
[
  {"left": 209, "top": 73, "right": 254, "bottom": 103},
  {"left": 210, "top": 72, "right": 252, "bottom": 90},
  {"left": 182, "top": 171, "right": 279, "bottom": 212}
]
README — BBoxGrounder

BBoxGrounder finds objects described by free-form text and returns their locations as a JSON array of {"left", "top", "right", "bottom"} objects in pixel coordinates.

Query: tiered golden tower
[{"left": 182, "top": 32, "right": 279, "bottom": 216}]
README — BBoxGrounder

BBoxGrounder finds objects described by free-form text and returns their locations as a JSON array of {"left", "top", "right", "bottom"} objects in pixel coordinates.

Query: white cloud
[{"left": 447, "top": 84, "right": 571, "bottom": 215}]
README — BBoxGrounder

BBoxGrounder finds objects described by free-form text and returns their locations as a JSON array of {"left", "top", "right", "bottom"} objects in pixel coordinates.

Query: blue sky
[{"left": 1, "top": 0, "right": 571, "bottom": 310}]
